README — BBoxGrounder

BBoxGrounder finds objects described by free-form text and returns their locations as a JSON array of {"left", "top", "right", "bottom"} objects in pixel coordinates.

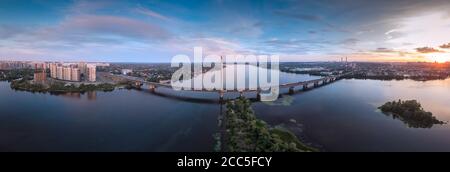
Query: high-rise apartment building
[
  {"left": 56, "top": 66, "right": 63, "bottom": 80},
  {"left": 33, "top": 70, "right": 46, "bottom": 83},
  {"left": 86, "top": 64, "right": 96, "bottom": 82},
  {"left": 78, "top": 62, "right": 87, "bottom": 75},
  {"left": 48, "top": 62, "right": 93, "bottom": 82},
  {"left": 63, "top": 66, "right": 72, "bottom": 81},
  {"left": 50, "top": 63, "right": 57, "bottom": 78},
  {"left": 71, "top": 67, "right": 80, "bottom": 82}
]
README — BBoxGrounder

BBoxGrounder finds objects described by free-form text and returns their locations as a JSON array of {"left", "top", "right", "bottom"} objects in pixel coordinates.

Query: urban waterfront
[
  {"left": 2, "top": 73, "right": 450, "bottom": 152},
  {"left": 4, "top": 0, "right": 450, "bottom": 169}
]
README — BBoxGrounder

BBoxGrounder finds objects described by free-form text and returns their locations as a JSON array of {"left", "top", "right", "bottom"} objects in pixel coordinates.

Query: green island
[
  {"left": 222, "top": 97, "right": 317, "bottom": 152},
  {"left": 378, "top": 99, "right": 445, "bottom": 128}
]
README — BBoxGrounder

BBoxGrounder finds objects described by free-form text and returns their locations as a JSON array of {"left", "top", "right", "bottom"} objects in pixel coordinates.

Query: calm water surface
[{"left": 1, "top": 71, "right": 450, "bottom": 151}]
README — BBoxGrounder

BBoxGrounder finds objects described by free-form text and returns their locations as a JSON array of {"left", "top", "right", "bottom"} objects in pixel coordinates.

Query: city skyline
[{"left": 1, "top": 0, "right": 450, "bottom": 63}]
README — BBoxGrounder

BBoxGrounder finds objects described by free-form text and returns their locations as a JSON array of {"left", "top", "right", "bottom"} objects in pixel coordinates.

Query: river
[{"left": 1, "top": 70, "right": 450, "bottom": 151}]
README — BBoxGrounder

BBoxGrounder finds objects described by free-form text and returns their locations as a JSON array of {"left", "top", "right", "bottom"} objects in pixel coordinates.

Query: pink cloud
[{"left": 35, "top": 14, "right": 172, "bottom": 44}]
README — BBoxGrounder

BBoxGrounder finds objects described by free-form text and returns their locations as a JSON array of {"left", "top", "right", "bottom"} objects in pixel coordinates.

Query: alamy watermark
[{"left": 170, "top": 47, "right": 280, "bottom": 101}]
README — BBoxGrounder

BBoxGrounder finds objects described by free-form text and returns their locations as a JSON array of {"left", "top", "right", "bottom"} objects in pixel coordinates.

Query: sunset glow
[
  {"left": 3, "top": 0, "right": 450, "bottom": 155},
  {"left": 426, "top": 53, "right": 450, "bottom": 63},
  {"left": 1, "top": 0, "right": 450, "bottom": 62}
]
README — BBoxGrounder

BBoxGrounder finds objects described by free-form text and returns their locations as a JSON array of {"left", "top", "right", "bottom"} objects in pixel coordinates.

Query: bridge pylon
[
  {"left": 239, "top": 90, "right": 244, "bottom": 97},
  {"left": 289, "top": 87, "right": 295, "bottom": 94},
  {"left": 219, "top": 90, "right": 225, "bottom": 102},
  {"left": 256, "top": 89, "right": 261, "bottom": 101},
  {"left": 148, "top": 84, "right": 156, "bottom": 92}
]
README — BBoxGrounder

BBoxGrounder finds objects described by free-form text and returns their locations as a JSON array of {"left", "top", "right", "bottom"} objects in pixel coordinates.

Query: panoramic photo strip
[{"left": 1, "top": 0, "right": 450, "bottom": 170}]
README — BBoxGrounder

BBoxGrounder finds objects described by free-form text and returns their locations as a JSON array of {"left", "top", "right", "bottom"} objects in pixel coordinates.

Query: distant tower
[{"left": 220, "top": 56, "right": 224, "bottom": 91}]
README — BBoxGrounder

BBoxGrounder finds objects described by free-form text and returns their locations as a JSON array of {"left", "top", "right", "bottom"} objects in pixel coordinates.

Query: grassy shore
[{"left": 222, "top": 97, "right": 317, "bottom": 152}]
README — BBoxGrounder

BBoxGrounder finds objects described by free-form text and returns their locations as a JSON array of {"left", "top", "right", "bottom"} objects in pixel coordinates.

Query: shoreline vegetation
[
  {"left": 0, "top": 69, "right": 34, "bottom": 82},
  {"left": 280, "top": 69, "right": 448, "bottom": 81},
  {"left": 1, "top": 69, "right": 117, "bottom": 93},
  {"left": 221, "top": 97, "right": 317, "bottom": 152},
  {"left": 343, "top": 74, "right": 448, "bottom": 82},
  {"left": 10, "top": 79, "right": 116, "bottom": 93},
  {"left": 1, "top": 69, "right": 162, "bottom": 93},
  {"left": 378, "top": 99, "right": 445, "bottom": 128}
]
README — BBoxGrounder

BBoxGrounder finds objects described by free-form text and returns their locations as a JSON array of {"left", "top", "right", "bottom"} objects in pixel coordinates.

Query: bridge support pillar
[
  {"left": 219, "top": 91, "right": 225, "bottom": 102},
  {"left": 149, "top": 85, "right": 156, "bottom": 92},
  {"left": 289, "top": 87, "right": 295, "bottom": 94},
  {"left": 135, "top": 81, "right": 142, "bottom": 89},
  {"left": 239, "top": 91, "right": 244, "bottom": 97},
  {"left": 303, "top": 84, "right": 308, "bottom": 91},
  {"left": 256, "top": 89, "right": 261, "bottom": 101}
]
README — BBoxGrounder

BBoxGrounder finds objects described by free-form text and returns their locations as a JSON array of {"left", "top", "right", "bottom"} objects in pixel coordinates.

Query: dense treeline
[
  {"left": 379, "top": 99, "right": 445, "bottom": 128},
  {"left": 344, "top": 74, "right": 447, "bottom": 81},
  {"left": 0, "top": 69, "right": 34, "bottom": 81},
  {"left": 224, "top": 97, "right": 316, "bottom": 152},
  {"left": 10, "top": 79, "right": 115, "bottom": 93}
]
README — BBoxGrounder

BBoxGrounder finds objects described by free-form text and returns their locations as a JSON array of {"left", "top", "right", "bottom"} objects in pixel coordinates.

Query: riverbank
[
  {"left": 221, "top": 97, "right": 317, "bottom": 152},
  {"left": 10, "top": 79, "right": 116, "bottom": 93},
  {"left": 0, "top": 69, "right": 34, "bottom": 82}
]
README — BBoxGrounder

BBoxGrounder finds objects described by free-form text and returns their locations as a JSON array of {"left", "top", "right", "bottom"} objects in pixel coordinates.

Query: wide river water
[{"left": 1, "top": 69, "right": 450, "bottom": 151}]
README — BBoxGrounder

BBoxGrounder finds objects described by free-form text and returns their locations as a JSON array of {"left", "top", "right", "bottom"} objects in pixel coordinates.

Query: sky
[{"left": 0, "top": 0, "right": 450, "bottom": 62}]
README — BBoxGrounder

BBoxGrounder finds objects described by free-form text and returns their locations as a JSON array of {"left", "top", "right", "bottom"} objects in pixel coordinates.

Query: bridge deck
[{"left": 112, "top": 73, "right": 345, "bottom": 93}]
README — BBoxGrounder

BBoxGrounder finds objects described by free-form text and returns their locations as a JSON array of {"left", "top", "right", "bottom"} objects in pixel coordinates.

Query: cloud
[
  {"left": 0, "top": 25, "right": 30, "bottom": 39},
  {"left": 339, "top": 38, "right": 359, "bottom": 45},
  {"left": 0, "top": 14, "right": 174, "bottom": 61},
  {"left": 264, "top": 38, "right": 305, "bottom": 46},
  {"left": 3, "top": 0, "right": 450, "bottom": 62},
  {"left": 374, "top": 47, "right": 395, "bottom": 53},
  {"left": 163, "top": 36, "right": 253, "bottom": 56},
  {"left": 386, "top": 12, "right": 450, "bottom": 49},
  {"left": 370, "top": 48, "right": 415, "bottom": 57},
  {"left": 135, "top": 7, "right": 171, "bottom": 21},
  {"left": 273, "top": 10, "right": 322, "bottom": 21},
  {"left": 67, "top": 0, "right": 114, "bottom": 14},
  {"left": 440, "top": 43, "right": 450, "bottom": 49},
  {"left": 415, "top": 47, "right": 443, "bottom": 53},
  {"left": 260, "top": 38, "right": 334, "bottom": 55},
  {"left": 38, "top": 15, "right": 172, "bottom": 43},
  {"left": 227, "top": 20, "right": 263, "bottom": 38},
  {"left": 384, "top": 29, "right": 404, "bottom": 40},
  {"left": 273, "top": 8, "right": 349, "bottom": 33}
]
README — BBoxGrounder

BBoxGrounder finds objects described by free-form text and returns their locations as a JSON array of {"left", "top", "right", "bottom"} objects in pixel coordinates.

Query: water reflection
[
  {"left": 87, "top": 91, "right": 96, "bottom": 100},
  {"left": 2, "top": 75, "right": 450, "bottom": 151},
  {"left": 48, "top": 91, "right": 97, "bottom": 101},
  {"left": 253, "top": 78, "right": 450, "bottom": 151},
  {"left": 57, "top": 92, "right": 81, "bottom": 99}
]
